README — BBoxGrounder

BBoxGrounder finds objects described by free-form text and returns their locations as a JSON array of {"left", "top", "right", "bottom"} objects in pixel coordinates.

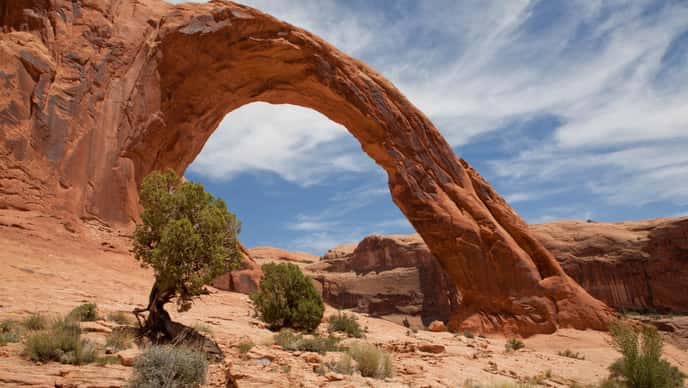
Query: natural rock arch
[{"left": 0, "top": 0, "right": 612, "bottom": 335}]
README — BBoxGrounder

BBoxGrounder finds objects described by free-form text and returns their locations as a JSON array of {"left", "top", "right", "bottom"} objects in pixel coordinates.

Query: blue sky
[{"left": 172, "top": 0, "right": 688, "bottom": 254}]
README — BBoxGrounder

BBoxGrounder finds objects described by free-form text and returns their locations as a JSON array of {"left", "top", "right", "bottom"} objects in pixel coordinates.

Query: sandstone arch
[{"left": 0, "top": 0, "right": 613, "bottom": 335}]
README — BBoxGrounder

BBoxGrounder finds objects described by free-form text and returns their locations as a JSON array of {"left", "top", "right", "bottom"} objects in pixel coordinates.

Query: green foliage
[
  {"left": 23, "top": 318, "right": 96, "bottom": 364},
  {"left": 505, "top": 338, "right": 525, "bottom": 352},
  {"left": 604, "top": 321, "right": 684, "bottom": 388},
  {"left": 96, "top": 355, "right": 121, "bottom": 365},
  {"left": 273, "top": 329, "right": 341, "bottom": 354},
  {"left": 558, "top": 349, "right": 585, "bottom": 360},
  {"left": 107, "top": 311, "right": 134, "bottom": 325},
  {"left": 237, "top": 339, "right": 254, "bottom": 355},
  {"left": 250, "top": 263, "right": 324, "bottom": 331},
  {"left": 24, "top": 313, "right": 47, "bottom": 331},
  {"left": 463, "top": 331, "right": 475, "bottom": 339},
  {"left": 128, "top": 345, "right": 208, "bottom": 388},
  {"left": 106, "top": 329, "right": 133, "bottom": 351},
  {"left": 402, "top": 317, "right": 410, "bottom": 328},
  {"left": 347, "top": 341, "right": 393, "bottom": 379},
  {"left": 133, "top": 170, "right": 242, "bottom": 311},
  {"left": 328, "top": 312, "right": 363, "bottom": 338},
  {"left": 68, "top": 303, "right": 98, "bottom": 321},
  {"left": 0, "top": 319, "right": 22, "bottom": 345}
]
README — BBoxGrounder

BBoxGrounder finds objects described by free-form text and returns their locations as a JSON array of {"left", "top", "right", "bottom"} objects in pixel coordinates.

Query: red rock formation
[
  {"left": 531, "top": 217, "right": 688, "bottom": 314},
  {"left": 249, "top": 246, "right": 318, "bottom": 266},
  {"left": 308, "top": 235, "right": 461, "bottom": 325},
  {"left": 0, "top": 0, "right": 612, "bottom": 335},
  {"left": 211, "top": 243, "right": 261, "bottom": 294}
]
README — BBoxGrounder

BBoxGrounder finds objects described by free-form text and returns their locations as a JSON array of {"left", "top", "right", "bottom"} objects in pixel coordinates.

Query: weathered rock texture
[
  {"left": 211, "top": 243, "right": 261, "bottom": 294},
  {"left": 0, "top": 0, "right": 611, "bottom": 335},
  {"left": 531, "top": 217, "right": 688, "bottom": 314},
  {"left": 308, "top": 235, "right": 461, "bottom": 325}
]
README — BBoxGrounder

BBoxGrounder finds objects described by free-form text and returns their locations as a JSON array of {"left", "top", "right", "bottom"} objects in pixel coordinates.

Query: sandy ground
[{"left": 0, "top": 209, "right": 686, "bottom": 387}]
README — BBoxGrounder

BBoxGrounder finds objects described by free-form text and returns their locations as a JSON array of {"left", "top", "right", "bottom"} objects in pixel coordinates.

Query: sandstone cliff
[
  {"left": 0, "top": 0, "right": 610, "bottom": 335},
  {"left": 531, "top": 217, "right": 688, "bottom": 314}
]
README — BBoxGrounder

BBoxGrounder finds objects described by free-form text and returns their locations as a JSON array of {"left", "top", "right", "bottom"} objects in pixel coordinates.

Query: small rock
[
  {"left": 325, "top": 372, "right": 344, "bottom": 381},
  {"left": 417, "top": 343, "right": 445, "bottom": 354},
  {"left": 301, "top": 352, "right": 322, "bottom": 364},
  {"left": 117, "top": 348, "right": 140, "bottom": 367},
  {"left": 428, "top": 320, "right": 447, "bottom": 332}
]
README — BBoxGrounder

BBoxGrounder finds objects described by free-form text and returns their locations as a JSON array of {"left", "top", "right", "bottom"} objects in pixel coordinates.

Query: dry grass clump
[
  {"left": 273, "top": 329, "right": 341, "bottom": 354},
  {"left": 347, "top": 341, "right": 393, "bottom": 379},
  {"left": 505, "top": 338, "right": 525, "bottom": 352},
  {"left": 328, "top": 312, "right": 363, "bottom": 338},
  {"left": 128, "top": 345, "right": 207, "bottom": 388},
  {"left": 23, "top": 317, "right": 96, "bottom": 365},
  {"left": 105, "top": 329, "right": 133, "bottom": 351},
  {"left": 68, "top": 303, "right": 98, "bottom": 322},
  {"left": 0, "top": 319, "right": 22, "bottom": 345}
]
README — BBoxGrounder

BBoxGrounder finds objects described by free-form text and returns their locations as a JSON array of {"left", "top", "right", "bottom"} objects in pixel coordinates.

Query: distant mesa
[{"left": 0, "top": 0, "right": 611, "bottom": 335}]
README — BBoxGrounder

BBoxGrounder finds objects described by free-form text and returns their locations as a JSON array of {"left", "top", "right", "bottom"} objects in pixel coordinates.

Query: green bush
[
  {"left": 24, "top": 318, "right": 96, "bottom": 364},
  {"left": 107, "top": 311, "right": 134, "bottom": 325},
  {"left": 328, "top": 312, "right": 363, "bottom": 338},
  {"left": 24, "top": 313, "right": 47, "bottom": 331},
  {"left": 603, "top": 321, "right": 684, "bottom": 388},
  {"left": 274, "top": 329, "right": 340, "bottom": 354},
  {"left": 0, "top": 319, "right": 22, "bottom": 345},
  {"left": 68, "top": 303, "right": 98, "bottom": 322},
  {"left": 128, "top": 345, "right": 208, "bottom": 388},
  {"left": 464, "top": 331, "right": 475, "bottom": 339},
  {"left": 402, "top": 317, "right": 410, "bottom": 328},
  {"left": 237, "top": 339, "right": 254, "bottom": 355},
  {"left": 250, "top": 263, "right": 324, "bottom": 332},
  {"left": 347, "top": 341, "right": 393, "bottom": 379},
  {"left": 505, "top": 338, "right": 525, "bottom": 352}
]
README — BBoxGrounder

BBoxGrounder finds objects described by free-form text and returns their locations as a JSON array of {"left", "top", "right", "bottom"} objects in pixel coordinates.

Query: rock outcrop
[
  {"left": 531, "top": 217, "right": 688, "bottom": 314},
  {"left": 0, "top": 0, "right": 611, "bottom": 335},
  {"left": 211, "top": 244, "right": 261, "bottom": 294},
  {"left": 307, "top": 235, "right": 461, "bottom": 325}
]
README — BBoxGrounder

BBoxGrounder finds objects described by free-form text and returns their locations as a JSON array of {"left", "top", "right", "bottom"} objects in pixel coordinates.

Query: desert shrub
[
  {"left": 331, "top": 353, "right": 354, "bottom": 375},
  {"left": 24, "top": 318, "right": 96, "bottom": 364},
  {"left": 128, "top": 345, "right": 207, "bottom": 388},
  {"left": 106, "top": 329, "right": 133, "bottom": 351},
  {"left": 107, "top": 311, "right": 134, "bottom": 325},
  {"left": 68, "top": 303, "right": 98, "bottom": 321},
  {"left": 24, "top": 313, "right": 47, "bottom": 331},
  {"left": 237, "top": 339, "right": 254, "bottom": 355},
  {"left": 604, "top": 321, "right": 684, "bottom": 388},
  {"left": 505, "top": 338, "right": 525, "bottom": 352},
  {"left": 328, "top": 312, "right": 363, "bottom": 338},
  {"left": 250, "top": 263, "right": 324, "bottom": 332},
  {"left": 402, "top": 317, "right": 410, "bottom": 328},
  {"left": 464, "top": 331, "right": 475, "bottom": 339},
  {"left": 273, "top": 329, "right": 340, "bottom": 354},
  {"left": 558, "top": 349, "right": 585, "bottom": 360},
  {"left": 347, "top": 341, "right": 393, "bottom": 379},
  {"left": 0, "top": 319, "right": 22, "bottom": 345}
]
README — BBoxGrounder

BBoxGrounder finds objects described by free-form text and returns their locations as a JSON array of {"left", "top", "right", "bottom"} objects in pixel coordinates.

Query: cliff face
[
  {"left": 531, "top": 218, "right": 688, "bottom": 314},
  {"left": 0, "top": 0, "right": 611, "bottom": 335},
  {"left": 309, "top": 235, "right": 461, "bottom": 325}
]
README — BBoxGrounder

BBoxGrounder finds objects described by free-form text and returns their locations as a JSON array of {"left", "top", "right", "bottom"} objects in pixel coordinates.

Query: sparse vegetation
[
  {"left": 505, "top": 338, "right": 525, "bottom": 352},
  {"left": 328, "top": 312, "right": 363, "bottom": 338},
  {"left": 23, "top": 313, "right": 47, "bottom": 331},
  {"left": 68, "top": 303, "right": 98, "bottom": 322},
  {"left": 107, "top": 311, "right": 134, "bottom": 325},
  {"left": 273, "top": 329, "right": 340, "bottom": 354},
  {"left": 250, "top": 262, "right": 324, "bottom": 332},
  {"left": 237, "top": 339, "right": 254, "bottom": 355},
  {"left": 464, "top": 331, "right": 475, "bottom": 339},
  {"left": 128, "top": 345, "right": 208, "bottom": 388},
  {"left": 132, "top": 170, "right": 242, "bottom": 342},
  {"left": 96, "top": 355, "right": 121, "bottom": 365},
  {"left": 331, "top": 353, "right": 354, "bottom": 375},
  {"left": 0, "top": 319, "right": 22, "bottom": 345},
  {"left": 105, "top": 329, "right": 133, "bottom": 351},
  {"left": 558, "top": 349, "right": 585, "bottom": 360},
  {"left": 402, "top": 317, "right": 410, "bottom": 328},
  {"left": 600, "top": 321, "right": 684, "bottom": 388},
  {"left": 23, "top": 317, "right": 96, "bottom": 364},
  {"left": 347, "top": 341, "right": 393, "bottom": 379}
]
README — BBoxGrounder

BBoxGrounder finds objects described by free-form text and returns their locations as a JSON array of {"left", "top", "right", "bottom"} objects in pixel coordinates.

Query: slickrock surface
[
  {"left": 0, "top": 0, "right": 611, "bottom": 335},
  {"left": 1, "top": 211, "right": 686, "bottom": 387},
  {"left": 531, "top": 217, "right": 688, "bottom": 314},
  {"left": 249, "top": 246, "right": 319, "bottom": 267}
]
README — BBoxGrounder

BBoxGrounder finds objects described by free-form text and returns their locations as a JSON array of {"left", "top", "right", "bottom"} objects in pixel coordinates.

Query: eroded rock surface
[
  {"left": 308, "top": 235, "right": 460, "bottom": 325},
  {"left": 0, "top": 0, "right": 611, "bottom": 335},
  {"left": 531, "top": 217, "right": 688, "bottom": 314}
]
